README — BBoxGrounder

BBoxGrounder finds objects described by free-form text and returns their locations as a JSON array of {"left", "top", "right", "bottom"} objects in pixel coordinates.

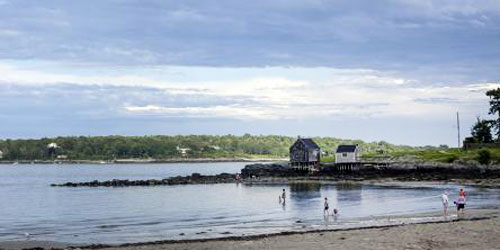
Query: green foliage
[
  {"left": 471, "top": 117, "right": 493, "bottom": 143},
  {"left": 486, "top": 88, "right": 500, "bottom": 139},
  {"left": 320, "top": 156, "right": 335, "bottom": 163},
  {"left": 0, "top": 135, "right": 411, "bottom": 161},
  {"left": 383, "top": 147, "right": 500, "bottom": 164},
  {"left": 2, "top": 134, "right": 499, "bottom": 164},
  {"left": 477, "top": 149, "right": 492, "bottom": 165}
]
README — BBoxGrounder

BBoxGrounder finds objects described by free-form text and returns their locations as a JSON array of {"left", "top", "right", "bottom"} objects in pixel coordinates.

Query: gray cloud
[
  {"left": 0, "top": 0, "right": 499, "bottom": 82},
  {"left": 413, "top": 97, "right": 460, "bottom": 104}
]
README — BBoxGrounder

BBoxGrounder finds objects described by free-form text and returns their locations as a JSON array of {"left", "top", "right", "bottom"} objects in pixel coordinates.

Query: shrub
[
  {"left": 446, "top": 154, "right": 459, "bottom": 163},
  {"left": 477, "top": 149, "right": 491, "bottom": 165}
]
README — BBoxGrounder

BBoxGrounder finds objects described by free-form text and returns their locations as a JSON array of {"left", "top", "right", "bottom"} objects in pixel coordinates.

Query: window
[{"left": 342, "top": 153, "right": 347, "bottom": 157}]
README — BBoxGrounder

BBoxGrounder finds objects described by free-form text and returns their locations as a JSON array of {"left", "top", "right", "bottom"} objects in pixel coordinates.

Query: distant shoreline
[{"left": 0, "top": 158, "right": 287, "bottom": 165}]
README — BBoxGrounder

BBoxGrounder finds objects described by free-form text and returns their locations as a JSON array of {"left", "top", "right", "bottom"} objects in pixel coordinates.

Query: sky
[{"left": 1, "top": 0, "right": 500, "bottom": 146}]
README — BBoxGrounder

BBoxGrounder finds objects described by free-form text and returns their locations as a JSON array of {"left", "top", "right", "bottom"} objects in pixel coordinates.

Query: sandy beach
[
  {"left": 99, "top": 211, "right": 499, "bottom": 250},
  {"left": 2, "top": 209, "right": 498, "bottom": 250}
]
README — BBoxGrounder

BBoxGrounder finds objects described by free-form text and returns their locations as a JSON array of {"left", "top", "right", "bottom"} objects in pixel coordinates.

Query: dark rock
[
  {"left": 241, "top": 162, "right": 295, "bottom": 178},
  {"left": 51, "top": 172, "right": 239, "bottom": 187}
]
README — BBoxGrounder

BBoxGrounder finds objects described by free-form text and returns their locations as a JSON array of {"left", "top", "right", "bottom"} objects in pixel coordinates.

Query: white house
[
  {"left": 56, "top": 155, "right": 68, "bottom": 160},
  {"left": 335, "top": 145, "right": 360, "bottom": 163},
  {"left": 0, "top": 150, "right": 3, "bottom": 159},
  {"left": 176, "top": 146, "right": 191, "bottom": 157}
]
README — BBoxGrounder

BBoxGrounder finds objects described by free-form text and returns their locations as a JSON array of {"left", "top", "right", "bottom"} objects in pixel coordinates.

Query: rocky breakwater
[
  {"left": 241, "top": 162, "right": 301, "bottom": 178},
  {"left": 51, "top": 173, "right": 237, "bottom": 187},
  {"left": 321, "top": 162, "right": 500, "bottom": 181}
]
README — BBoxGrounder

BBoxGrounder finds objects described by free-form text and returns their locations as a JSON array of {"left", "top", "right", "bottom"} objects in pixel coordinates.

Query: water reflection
[
  {"left": 336, "top": 183, "right": 362, "bottom": 215},
  {"left": 289, "top": 183, "right": 322, "bottom": 199}
]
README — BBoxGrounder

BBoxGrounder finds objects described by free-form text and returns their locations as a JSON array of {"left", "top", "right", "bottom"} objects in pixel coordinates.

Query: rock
[
  {"left": 241, "top": 162, "right": 294, "bottom": 178},
  {"left": 51, "top": 172, "right": 238, "bottom": 187}
]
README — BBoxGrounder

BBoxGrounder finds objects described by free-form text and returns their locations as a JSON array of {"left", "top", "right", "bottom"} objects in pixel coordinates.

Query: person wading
[
  {"left": 324, "top": 197, "right": 329, "bottom": 216},
  {"left": 279, "top": 189, "right": 286, "bottom": 204}
]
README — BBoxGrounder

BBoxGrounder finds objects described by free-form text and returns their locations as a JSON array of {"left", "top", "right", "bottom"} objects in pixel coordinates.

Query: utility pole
[{"left": 457, "top": 112, "right": 461, "bottom": 148}]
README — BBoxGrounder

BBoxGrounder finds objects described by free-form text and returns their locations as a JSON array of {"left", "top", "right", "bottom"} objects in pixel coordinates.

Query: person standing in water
[
  {"left": 279, "top": 189, "right": 286, "bottom": 204},
  {"left": 441, "top": 192, "right": 449, "bottom": 216},
  {"left": 324, "top": 197, "right": 329, "bottom": 216}
]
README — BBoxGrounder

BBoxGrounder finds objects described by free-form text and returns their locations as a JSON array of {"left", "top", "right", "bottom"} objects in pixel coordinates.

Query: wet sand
[{"left": 2, "top": 210, "right": 498, "bottom": 250}]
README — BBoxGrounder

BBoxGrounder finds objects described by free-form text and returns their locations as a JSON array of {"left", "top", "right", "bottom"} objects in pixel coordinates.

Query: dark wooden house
[{"left": 289, "top": 138, "right": 321, "bottom": 171}]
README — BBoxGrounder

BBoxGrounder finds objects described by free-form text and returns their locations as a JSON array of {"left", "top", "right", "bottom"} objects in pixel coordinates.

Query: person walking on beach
[
  {"left": 441, "top": 192, "right": 449, "bottom": 216},
  {"left": 324, "top": 197, "right": 329, "bottom": 216},
  {"left": 455, "top": 195, "right": 466, "bottom": 215}
]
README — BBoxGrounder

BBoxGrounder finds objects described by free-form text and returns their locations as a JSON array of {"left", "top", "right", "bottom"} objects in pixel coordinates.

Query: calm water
[{"left": 1, "top": 163, "right": 499, "bottom": 244}]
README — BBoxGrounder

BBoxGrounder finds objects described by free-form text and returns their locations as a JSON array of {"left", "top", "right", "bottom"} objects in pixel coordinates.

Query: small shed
[
  {"left": 335, "top": 145, "right": 360, "bottom": 163},
  {"left": 289, "top": 138, "right": 321, "bottom": 171}
]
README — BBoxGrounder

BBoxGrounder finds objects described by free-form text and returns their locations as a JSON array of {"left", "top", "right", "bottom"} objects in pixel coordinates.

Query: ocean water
[{"left": 0, "top": 162, "right": 499, "bottom": 244}]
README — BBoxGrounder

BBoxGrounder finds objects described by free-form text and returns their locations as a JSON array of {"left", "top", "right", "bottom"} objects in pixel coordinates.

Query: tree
[
  {"left": 485, "top": 88, "right": 500, "bottom": 139},
  {"left": 471, "top": 117, "right": 493, "bottom": 143}
]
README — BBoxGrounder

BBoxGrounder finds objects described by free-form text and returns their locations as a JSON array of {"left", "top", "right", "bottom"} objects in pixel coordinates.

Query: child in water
[
  {"left": 324, "top": 197, "right": 329, "bottom": 215},
  {"left": 279, "top": 189, "right": 286, "bottom": 204}
]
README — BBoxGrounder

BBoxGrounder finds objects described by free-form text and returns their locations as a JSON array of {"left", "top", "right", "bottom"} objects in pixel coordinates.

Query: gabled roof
[
  {"left": 297, "top": 138, "right": 320, "bottom": 149},
  {"left": 336, "top": 145, "right": 358, "bottom": 153}
]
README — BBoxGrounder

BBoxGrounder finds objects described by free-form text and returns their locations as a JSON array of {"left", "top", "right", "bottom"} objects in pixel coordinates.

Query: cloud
[
  {"left": 1, "top": 62, "right": 494, "bottom": 122},
  {"left": 0, "top": 63, "right": 498, "bottom": 145},
  {"left": 0, "top": 0, "right": 498, "bottom": 83},
  {"left": 123, "top": 76, "right": 499, "bottom": 121}
]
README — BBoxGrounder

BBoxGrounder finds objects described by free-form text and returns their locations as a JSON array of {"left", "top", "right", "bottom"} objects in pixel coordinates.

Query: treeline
[{"left": 0, "top": 134, "right": 411, "bottom": 161}]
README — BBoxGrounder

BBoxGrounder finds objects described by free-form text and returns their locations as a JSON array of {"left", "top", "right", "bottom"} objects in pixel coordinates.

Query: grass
[
  {"left": 320, "top": 156, "right": 335, "bottom": 163},
  {"left": 362, "top": 147, "right": 500, "bottom": 164}
]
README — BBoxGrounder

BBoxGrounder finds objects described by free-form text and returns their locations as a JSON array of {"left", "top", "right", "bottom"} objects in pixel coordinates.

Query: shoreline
[
  {"left": 0, "top": 158, "right": 286, "bottom": 165},
  {"left": 2, "top": 209, "right": 497, "bottom": 250}
]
